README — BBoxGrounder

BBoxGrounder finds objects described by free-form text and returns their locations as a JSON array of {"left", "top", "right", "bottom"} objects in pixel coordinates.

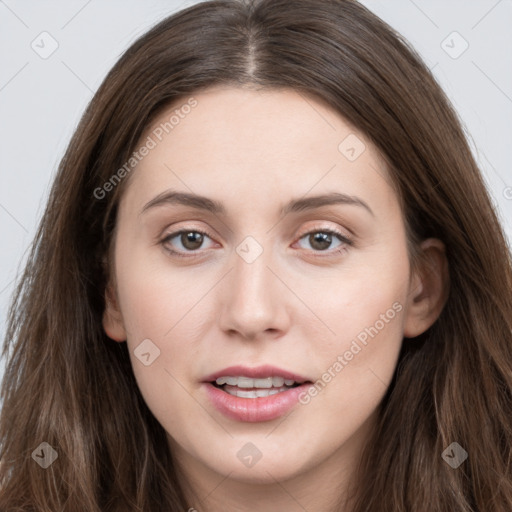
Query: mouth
[
  {"left": 202, "top": 365, "right": 314, "bottom": 422},
  {"left": 211, "top": 376, "right": 304, "bottom": 398}
]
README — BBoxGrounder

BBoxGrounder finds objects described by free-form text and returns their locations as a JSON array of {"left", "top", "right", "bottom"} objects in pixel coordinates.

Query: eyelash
[{"left": 160, "top": 227, "right": 353, "bottom": 259}]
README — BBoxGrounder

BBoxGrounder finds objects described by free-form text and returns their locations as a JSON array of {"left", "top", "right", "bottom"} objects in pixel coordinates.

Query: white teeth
[
  {"left": 215, "top": 376, "right": 238, "bottom": 386},
  {"left": 272, "top": 376, "right": 285, "bottom": 387},
  {"left": 214, "top": 376, "right": 299, "bottom": 388},
  {"left": 224, "top": 386, "right": 289, "bottom": 398}
]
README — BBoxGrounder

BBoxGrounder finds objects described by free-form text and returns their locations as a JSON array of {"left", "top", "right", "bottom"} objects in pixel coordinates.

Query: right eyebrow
[{"left": 140, "top": 190, "right": 226, "bottom": 216}]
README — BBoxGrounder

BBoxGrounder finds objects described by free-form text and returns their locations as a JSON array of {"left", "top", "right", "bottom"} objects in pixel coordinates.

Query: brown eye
[
  {"left": 180, "top": 231, "right": 204, "bottom": 250},
  {"left": 308, "top": 232, "right": 334, "bottom": 251},
  {"left": 296, "top": 229, "right": 351, "bottom": 253},
  {"left": 161, "top": 229, "right": 216, "bottom": 256}
]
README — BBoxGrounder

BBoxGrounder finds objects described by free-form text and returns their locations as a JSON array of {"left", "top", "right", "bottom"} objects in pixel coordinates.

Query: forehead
[
  {"left": 143, "top": 86, "right": 354, "bottom": 157},
  {"left": 120, "top": 86, "right": 393, "bottom": 216}
]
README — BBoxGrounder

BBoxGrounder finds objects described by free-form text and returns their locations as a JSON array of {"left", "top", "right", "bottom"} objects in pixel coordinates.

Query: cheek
[
  {"left": 307, "top": 250, "right": 408, "bottom": 347},
  {"left": 295, "top": 287, "right": 405, "bottom": 447},
  {"left": 112, "top": 243, "right": 224, "bottom": 400},
  {"left": 307, "top": 285, "right": 405, "bottom": 400},
  {"left": 114, "top": 261, "right": 204, "bottom": 428},
  {"left": 114, "top": 240, "right": 208, "bottom": 340},
  {"left": 301, "top": 246, "right": 408, "bottom": 404}
]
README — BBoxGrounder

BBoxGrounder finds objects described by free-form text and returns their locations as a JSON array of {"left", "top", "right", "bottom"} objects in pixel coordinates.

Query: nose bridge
[
  {"left": 218, "top": 234, "right": 288, "bottom": 338},
  {"left": 234, "top": 238, "right": 270, "bottom": 298}
]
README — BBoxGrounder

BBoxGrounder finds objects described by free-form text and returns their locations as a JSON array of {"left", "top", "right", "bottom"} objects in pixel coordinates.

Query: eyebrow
[{"left": 140, "top": 190, "right": 374, "bottom": 217}]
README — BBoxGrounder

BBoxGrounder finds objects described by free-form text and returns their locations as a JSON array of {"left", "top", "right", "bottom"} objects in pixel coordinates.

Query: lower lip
[{"left": 203, "top": 382, "right": 311, "bottom": 422}]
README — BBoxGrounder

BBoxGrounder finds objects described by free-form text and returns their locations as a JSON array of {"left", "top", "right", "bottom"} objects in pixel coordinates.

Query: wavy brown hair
[{"left": 1, "top": 0, "right": 511, "bottom": 510}]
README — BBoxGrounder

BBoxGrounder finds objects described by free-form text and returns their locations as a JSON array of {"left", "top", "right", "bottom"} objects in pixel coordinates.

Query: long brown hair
[{"left": 1, "top": 1, "right": 511, "bottom": 510}]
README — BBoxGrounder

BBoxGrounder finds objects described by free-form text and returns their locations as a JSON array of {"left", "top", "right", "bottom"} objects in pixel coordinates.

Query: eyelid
[
  {"left": 160, "top": 227, "right": 217, "bottom": 253},
  {"left": 159, "top": 222, "right": 354, "bottom": 257},
  {"left": 295, "top": 224, "right": 353, "bottom": 245}
]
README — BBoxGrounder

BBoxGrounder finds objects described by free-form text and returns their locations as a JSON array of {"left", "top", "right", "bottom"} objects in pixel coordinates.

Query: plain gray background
[{"left": 0, "top": 0, "right": 511, "bottom": 384}]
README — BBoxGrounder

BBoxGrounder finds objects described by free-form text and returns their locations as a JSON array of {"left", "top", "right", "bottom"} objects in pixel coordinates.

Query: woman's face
[{"left": 103, "top": 86, "right": 441, "bottom": 494}]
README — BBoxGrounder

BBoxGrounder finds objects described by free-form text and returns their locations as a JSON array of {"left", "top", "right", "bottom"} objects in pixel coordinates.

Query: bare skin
[{"left": 103, "top": 86, "right": 449, "bottom": 512}]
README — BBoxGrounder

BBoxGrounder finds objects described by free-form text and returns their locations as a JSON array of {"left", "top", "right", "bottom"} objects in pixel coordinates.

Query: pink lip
[
  {"left": 202, "top": 365, "right": 313, "bottom": 423},
  {"left": 203, "top": 382, "right": 312, "bottom": 422},
  {"left": 202, "top": 364, "right": 310, "bottom": 383}
]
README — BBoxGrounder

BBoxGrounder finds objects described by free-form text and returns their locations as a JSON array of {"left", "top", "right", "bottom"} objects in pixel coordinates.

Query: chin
[{"left": 203, "top": 446, "right": 311, "bottom": 484}]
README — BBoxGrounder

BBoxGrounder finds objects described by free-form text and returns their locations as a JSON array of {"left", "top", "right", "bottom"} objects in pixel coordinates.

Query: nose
[{"left": 217, "top": 242, "right": 291, "bottom": 341}]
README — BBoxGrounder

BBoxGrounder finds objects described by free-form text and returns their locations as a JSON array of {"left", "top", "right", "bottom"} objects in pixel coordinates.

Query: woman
[{"left": 1, "top": 0, "right": 511, "bottom": 510}]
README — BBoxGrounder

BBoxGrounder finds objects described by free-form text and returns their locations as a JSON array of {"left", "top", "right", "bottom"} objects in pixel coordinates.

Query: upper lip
[{"left": 202, "top": 365, "right": 312, "bottom": 383}]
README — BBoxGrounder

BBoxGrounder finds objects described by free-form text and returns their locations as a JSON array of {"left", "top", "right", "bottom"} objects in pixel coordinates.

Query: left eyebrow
[
  {"left": 281, "top": 192, "right": 374, "bottom": 217},
  {"left": 139, "top": 190, "right": 374, "bottom": 217}
]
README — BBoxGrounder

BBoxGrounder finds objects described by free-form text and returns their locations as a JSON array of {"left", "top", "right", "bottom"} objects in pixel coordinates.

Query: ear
[
  {"left": 102, "top": 282, "right": 127, "bottom": 342},
  {"left": 403, "top": 238, "right": 450, "bottom": 338}
]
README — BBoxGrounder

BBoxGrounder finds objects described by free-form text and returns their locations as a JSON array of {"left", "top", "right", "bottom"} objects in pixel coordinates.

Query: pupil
[
  {"left": 182, "top": 232, "right": 203, "bottom": 250},
  {"left": 310, "top": 232, "right": 331, "bottom": 251}
]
